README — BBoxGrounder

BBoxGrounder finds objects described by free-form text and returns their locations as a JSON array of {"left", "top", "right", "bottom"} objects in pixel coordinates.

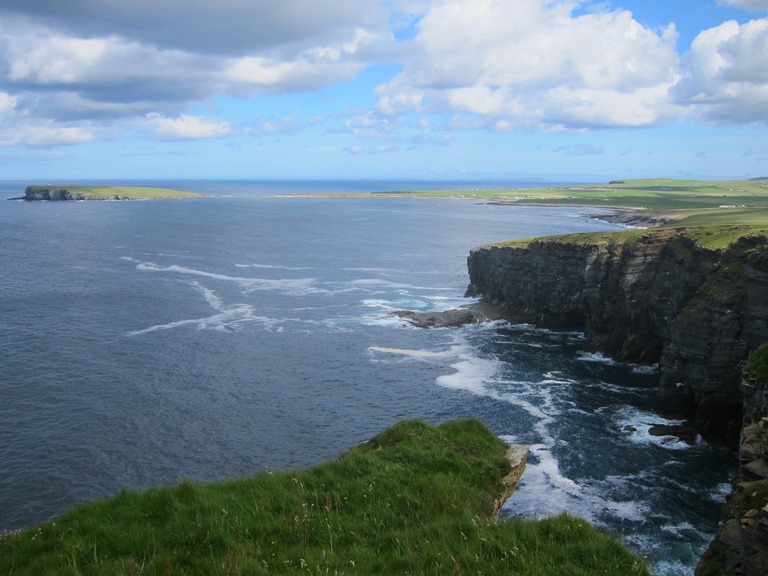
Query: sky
[{"left": 0, "top": 0, "right": 766, "bottom": 182}]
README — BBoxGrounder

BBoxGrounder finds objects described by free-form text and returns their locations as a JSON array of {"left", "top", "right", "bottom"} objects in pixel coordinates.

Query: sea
[{"left": 0, "top": 180, "right": 737, "bottom": 575}]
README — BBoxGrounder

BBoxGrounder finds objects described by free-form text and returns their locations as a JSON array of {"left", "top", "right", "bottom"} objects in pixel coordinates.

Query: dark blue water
[{"left": 0, "top": 181, "right": 736, "bottom": 575}]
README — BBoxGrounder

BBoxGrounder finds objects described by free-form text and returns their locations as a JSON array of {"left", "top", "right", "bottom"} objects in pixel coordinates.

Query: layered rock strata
[
  {"left": 466, "top": 229, "right": 768, "bottom": 442},
  {"left": 23, "top": 187, "right": 128, "bottom": 201},
  {"left": 697, "top": 347, "right": 768, "bottom": 576}
]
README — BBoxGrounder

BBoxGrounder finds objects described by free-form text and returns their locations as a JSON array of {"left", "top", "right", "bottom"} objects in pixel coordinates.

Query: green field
[
  {"left": 384, "top": 178, "right": 768, "bottom": 211},
  {"left": 0, "top": 419, "right": 648, "bottom": 576},
  {"left": 26, "top": 185, "right": 203, "bottom": 199},
  {"left": 382, "top": 178, "right": 768, "bottom": 248}
]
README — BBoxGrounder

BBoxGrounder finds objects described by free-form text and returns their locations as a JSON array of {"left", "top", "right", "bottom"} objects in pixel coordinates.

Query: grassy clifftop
[{"left": 0, "top": 419, "right": 648, "bottom": 575}]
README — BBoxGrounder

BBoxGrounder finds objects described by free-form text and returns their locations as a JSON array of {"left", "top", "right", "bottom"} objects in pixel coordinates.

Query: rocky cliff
[
  {"left": 25, "top": 187, "right": 86, "bottom": 201},
  {"left": 696, "top": 344, "right": 768, "bottom": 576},
  {"left": 23, "top": 186, "right": 128, "bottom": 201},
  {"left": 466, "top": 228, "right": 768, "bottom": 443}
]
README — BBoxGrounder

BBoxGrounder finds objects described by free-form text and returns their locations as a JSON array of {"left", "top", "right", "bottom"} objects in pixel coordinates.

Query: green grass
[
  {"left": 383, "top": 177, "right": 768, "bottom": 209},
  {"left": 0, "top": 419, "right": 649, "bottom": 575},
  {"left": 476, "top": 223, "right": 768, "bottom": 253},
  {"left": 26, "top": 185, "right": 203, "bottom": 199},
  {"left": 746, "top": 342, "right": 768, "bottom": 382},
  {"left": 381, "top": 178, "right": 768, "bottom": 230}
]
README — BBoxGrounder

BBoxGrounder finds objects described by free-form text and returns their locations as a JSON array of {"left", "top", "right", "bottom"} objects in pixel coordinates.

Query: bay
[{"left": 0, "top": 181, "right": 737, "bottom": 575}]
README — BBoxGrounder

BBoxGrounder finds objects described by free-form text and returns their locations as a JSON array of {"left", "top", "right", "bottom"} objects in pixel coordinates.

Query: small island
[{"left": 21, "top": 185, "right": 203, "bottom": 201}]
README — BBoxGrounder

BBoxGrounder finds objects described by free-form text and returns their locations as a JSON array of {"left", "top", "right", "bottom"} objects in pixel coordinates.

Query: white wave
[
  {"left": 234, "top": 263, "right": 312, "bottom": 271},
  {"left": 632, "top": 363, "right": 660, "bottom": 375},
  {"left": 504, "top": 446, "right": 653, "bottom": 528},
  {"left": 194, "top": 281, "right": 223, "bottom": 309},
  {"left": 350, "top": 278, "right": 453, "bottom": 292},
  {"left": 342, "top": 267, "right": 402, "bottom": 274},
  {"left": 578, "top": 351, "right": 659, "bottom": 376},
  {"left": 583, "top": 380, "right": 653, "bottom": 399},
  {"left": 614, "top": 406, "right": 699, "bottom": 451},
  {"left": 126, "top": 281, "right": 280, "bottom": 336},
  {"left": 126, "top": 305, "right": 277, "bottom": 336},
  {"left": 542, "top": 371, "right": 576, "bottom": 384},
  {"left": 435, "top": 343, "right": 501, "bottom": 395},
  {"left": 357, "top": 312, "right": 413, "bottom": 328},
  {"left": 710, "top": 482, "right": 732, "bottom": 504},
  {"left": 368, "top": 346, "right": 447, "bottom": 358},
  {"left": 661, "top": 521, "right": 698, "bottom": 538},
  {"left": 130, "top": 258, "right": 323, "bottom": 296},
  {"left": 577, "top": 351, "right": 618, "bottom": 365},
  {"left": 361, "top": 297, "right": 431, "bottom": 312}
]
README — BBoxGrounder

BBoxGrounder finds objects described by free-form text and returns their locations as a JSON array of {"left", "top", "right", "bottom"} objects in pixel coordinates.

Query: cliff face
[
  {"left": 23, "top": 187, "right": 128, "bottom": 201},
  {"left": 467, "top": 229, "right": 768, "bottom": 442},
  {"left": 696, "top": 347, "right": 768, "bottom": 576},
  {"left": 24, "top": 187, "right": 86, "bottom": 201}
]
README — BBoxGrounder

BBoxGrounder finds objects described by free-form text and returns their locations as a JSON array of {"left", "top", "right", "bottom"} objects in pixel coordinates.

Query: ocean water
[{"left": 0, "top": 181, "right": 736, "bottom": 575}]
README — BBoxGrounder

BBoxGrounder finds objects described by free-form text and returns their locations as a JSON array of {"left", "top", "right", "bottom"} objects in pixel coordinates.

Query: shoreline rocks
[
  {"left": 393, "top": 301, "right": 507, "bottom": 328},
  {"left": 466, "top": 230, "right": 768, "bottom": 445}
]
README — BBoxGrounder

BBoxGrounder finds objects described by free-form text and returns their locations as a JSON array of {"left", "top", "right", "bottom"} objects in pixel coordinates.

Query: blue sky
[{"left": 0, "top": 0, "right": 766, "bottom": 182}]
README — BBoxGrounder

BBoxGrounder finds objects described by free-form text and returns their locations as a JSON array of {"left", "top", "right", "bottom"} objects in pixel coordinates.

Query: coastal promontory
[{"left": 0, "top": 419, "right": 650, "bottom": 575}]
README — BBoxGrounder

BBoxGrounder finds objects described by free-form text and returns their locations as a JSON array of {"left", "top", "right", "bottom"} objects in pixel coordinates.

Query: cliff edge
[{"left": 466, "top": 228, "right": 768, "bottom": 443}]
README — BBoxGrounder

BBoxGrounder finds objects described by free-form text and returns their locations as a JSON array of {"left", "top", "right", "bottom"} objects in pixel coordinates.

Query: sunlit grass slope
[{"left": 0, "top": 419, "right": 648, "bottom": 575}]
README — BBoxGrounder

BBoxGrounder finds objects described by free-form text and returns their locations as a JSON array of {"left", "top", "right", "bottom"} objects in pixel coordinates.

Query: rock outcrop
[
  {"left": 466, "top": 229, "right": 768, "bottom": 443},
  {"left": 23, "top": 186, "right": 129, "bottom": 201},
  {"left": 393, "top": 302, "right": 508, "bottom": 328},
  {"left": 696, "top": 345, "right": 768, "bottom": 576},
  {"left": 24, "top": 187, "right": 86, "bottom": 201}
]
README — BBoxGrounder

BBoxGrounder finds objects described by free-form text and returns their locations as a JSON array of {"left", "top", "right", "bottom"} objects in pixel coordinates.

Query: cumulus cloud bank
[
  {"left": 0, "top": 0, "right": 391, "bottom": 146},
  {"left": 676, "top": 18, "right": 768, "bottom": 123},
  {"left": 0, "top": 0, "right": 765, "bottom": 148},
  {"left": 375, "top": 0, "right": 681, "bottom": 130}
]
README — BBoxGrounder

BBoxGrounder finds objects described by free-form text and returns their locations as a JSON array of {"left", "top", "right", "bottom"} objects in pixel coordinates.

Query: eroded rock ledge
[
  {"left": 466, "top": 229, "right": 768, "bottom": 444},
  {"left": 393, "top": 301, "right": 507, "bottom": 328}
]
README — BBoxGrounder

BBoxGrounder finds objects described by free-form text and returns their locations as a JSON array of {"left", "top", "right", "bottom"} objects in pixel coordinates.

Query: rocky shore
[
  {"left": 466, "top": 229, "right": 768, "bottom": 444},
  {"left": 464, "top": 228, "right": 768, "bottom": 574},
  {"left": 393, "top": 301, "right": 507, "bottom": 328}
]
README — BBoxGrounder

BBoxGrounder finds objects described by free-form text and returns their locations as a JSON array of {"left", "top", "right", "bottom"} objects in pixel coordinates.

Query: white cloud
[
  {"left": 149, "top": 114, "right": 232, "bottom": 140},
  {"left": 554, "top": 144, "right": 606, "bottom": 156},
  {"left": 254, "top": 117, "right": 300, "bottom": 135},
  {"left": 0, "top": 123, "right": 96, "bottom": 147},
  {"left": 346, "top": 144, "right": 397, "bottom": 154},
  {"left": 0, "top": 92, "right": 18, "bottom": 116},
  {"left": 222, "top": 54, "right": 363, "bottom": 94},
  {"left": 676, "top": 18, "right": 768, "bottom": 124},
  {"left": 717, "top": 0, "right": 768, "bottom": 10},
  {"left": 0, "top": 0, "right": 765, "bottom": 152},
  {"left": 375, "top": 0, "right": 681, "bottom": 130},
  {"left": 0, "top": 0, "right": 387, "bottom": 57},
  {"left": 0, "top": 2, "right": 393, "bottom": 143},
  {"left": 345, "top": 114, "right": 393, "bottom": 138}
]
